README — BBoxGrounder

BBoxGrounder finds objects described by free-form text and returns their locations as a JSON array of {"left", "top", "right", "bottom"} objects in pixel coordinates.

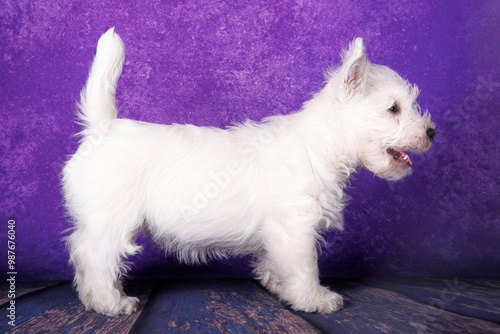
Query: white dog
[{"left": 62, "top": 28, "right": 435, "bottom": 316}]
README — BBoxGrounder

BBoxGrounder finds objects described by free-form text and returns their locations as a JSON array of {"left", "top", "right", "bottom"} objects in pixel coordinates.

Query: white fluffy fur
[{"left": 62, "top": 28, "right": 435, "bottom": 316}]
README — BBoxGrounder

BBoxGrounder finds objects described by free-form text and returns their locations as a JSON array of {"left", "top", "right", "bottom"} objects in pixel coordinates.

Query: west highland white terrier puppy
[{"left": 62, "top": 28, "right": 435, "bottom": 316}]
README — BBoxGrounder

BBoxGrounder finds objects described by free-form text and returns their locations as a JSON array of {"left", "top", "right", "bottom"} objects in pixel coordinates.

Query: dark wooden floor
[{"left": 1, "top": 278, "right": 499, "bottom": 333}]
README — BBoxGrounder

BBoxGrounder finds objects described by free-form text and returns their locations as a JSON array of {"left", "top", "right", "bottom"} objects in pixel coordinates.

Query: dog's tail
[{"left": 77, "top": 27, "right": 124, "bottom": 137}]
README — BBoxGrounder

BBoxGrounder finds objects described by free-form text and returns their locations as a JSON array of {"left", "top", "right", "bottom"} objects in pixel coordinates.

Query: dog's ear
[{"left": 340, "top": 38, "right": 367, "bottom": 98}]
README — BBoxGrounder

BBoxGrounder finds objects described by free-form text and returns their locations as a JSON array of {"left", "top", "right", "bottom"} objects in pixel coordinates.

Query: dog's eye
[{"left": 389, "top": 103, "right": 398, "bottom": 114}]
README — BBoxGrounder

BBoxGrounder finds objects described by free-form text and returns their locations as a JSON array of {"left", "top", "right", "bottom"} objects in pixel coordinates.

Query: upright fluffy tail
[{"left": 77, "top": 27, "right": 124, "bottom": 137}]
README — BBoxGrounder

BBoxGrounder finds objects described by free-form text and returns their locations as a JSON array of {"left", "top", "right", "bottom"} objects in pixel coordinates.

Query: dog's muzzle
[{"left": 426, "top": 128, "right": 436, "bottom": 141}]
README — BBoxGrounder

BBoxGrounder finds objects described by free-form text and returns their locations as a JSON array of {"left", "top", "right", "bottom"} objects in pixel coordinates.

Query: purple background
[{"left": 1, "top": 0, "right": 499, "bottom": 281}]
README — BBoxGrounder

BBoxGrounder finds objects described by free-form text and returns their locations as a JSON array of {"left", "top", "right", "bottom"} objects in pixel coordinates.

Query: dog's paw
[
  {"left": 313, "top": 289, "right": 343, "bottom": 313},
  {"left": 89, "top": 296, "right": 139, "bottom": 316},
  {"left": 291, "top": 286, "right": 343, "bottom": 314},
  {"left": 118, "top": 296, "right": 140, "bottom": 315}
]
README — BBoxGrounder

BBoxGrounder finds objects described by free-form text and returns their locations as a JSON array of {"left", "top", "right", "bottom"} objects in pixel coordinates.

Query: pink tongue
[{"left": 397, "top": 149, "right": 412, "bottom": 166}]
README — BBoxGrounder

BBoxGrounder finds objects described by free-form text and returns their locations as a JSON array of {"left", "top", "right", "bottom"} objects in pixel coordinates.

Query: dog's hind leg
[{"left": 66, "top": 212, "right": 142, "bottom": 316}]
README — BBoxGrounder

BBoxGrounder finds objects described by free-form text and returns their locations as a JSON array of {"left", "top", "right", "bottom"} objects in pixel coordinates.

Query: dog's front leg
[{"left": 256, "top": 221, "right": 343, "bottom": 313}]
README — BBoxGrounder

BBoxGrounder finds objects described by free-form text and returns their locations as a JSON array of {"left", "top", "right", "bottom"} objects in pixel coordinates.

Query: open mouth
[{"left": 387, "top": 148, "right": 412, "bottom": 167}]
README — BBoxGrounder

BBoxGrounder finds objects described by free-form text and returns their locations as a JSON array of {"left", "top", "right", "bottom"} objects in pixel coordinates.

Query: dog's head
[{"left": 329, "top": 38, "right": 435, "bottom": 181}]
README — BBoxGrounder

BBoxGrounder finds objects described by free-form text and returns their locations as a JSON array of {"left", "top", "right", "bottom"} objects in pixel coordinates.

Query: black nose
[{"left": 426, "top": 128, "right": 436, "bottom": 141}]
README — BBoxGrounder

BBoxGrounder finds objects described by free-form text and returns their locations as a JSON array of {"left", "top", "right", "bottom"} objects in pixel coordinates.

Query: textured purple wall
[{"left": 1, "top": 0, "right": 499, "bottom": 280}]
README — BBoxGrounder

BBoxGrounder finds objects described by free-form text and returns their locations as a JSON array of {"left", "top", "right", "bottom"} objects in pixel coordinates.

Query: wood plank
[
  {"left": 130, "top": 278, "right": 321, "bottom": 333},
  {"left": 464, "top": 278, "right": 500, "bottom": 289},
  {"left": 3, "top": 278, "right": 500, "bottom": 333},
  {"left": 3, "top": 280, "right": 154, "bottom": 333},
  {"left": 0, "top": 281, "right": 65, "bottom": 306},
  {"left": 355, "top": 277, "right": 500, "bottom": 323},
  {"left": 294, "top": 279, "right": 500, "bottom": 334}
]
